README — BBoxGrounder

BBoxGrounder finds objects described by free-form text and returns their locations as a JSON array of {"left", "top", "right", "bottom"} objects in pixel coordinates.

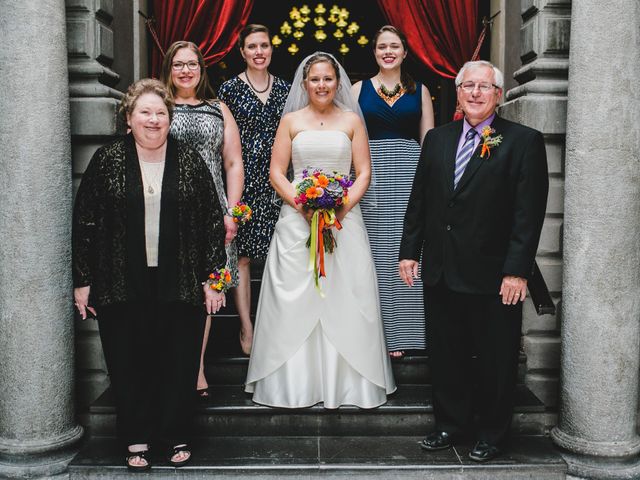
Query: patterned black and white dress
[
  {"left": 358, "top": 79, "right": 426, "bottom": 351},
  {"left": 218, "top": 75, "right": 290, "bottom": 259},
  {"left": 170, "top": 101, "right": 238, "bottom": 284}
]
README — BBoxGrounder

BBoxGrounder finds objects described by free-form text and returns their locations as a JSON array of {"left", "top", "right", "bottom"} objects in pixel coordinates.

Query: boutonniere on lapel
[{"left": 479, "top": 126, "right": 503, "bottom": 158}]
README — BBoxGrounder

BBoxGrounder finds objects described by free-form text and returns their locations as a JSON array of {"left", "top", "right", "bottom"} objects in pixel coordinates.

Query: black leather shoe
[
  {"left": 419, "top": 431, "right": 452, "bottom": 451},
  {"left": 468, "top": 441, "right": 500, "bottom": 462}
]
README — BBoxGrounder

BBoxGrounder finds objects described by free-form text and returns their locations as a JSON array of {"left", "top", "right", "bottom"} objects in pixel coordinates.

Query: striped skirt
[{"left": 361, "top": 138, "right": 425, "bottom": 351}]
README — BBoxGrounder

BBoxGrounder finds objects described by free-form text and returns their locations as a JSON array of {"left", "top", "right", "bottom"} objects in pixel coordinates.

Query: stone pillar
[
  {"left": 550, "top": 0, "right": 640, "bottom": 478},
  {"left": 0, "top": 0, "right": 83, "bottom": 477},
  {"left": 499, "top": 0, "right": 570, "bottom": 409}
]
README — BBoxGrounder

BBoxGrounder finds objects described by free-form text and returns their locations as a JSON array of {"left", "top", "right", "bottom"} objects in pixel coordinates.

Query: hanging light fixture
[
  {"left": 278, "top": 3, "right": 368, "bottom": 56},
  {"left": 288, "top": 43, "right": 300, "bottom": 55}
]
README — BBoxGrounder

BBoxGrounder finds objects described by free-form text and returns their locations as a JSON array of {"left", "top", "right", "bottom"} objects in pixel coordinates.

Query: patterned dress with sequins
[
  {"left": 218, "top": 75, "right": 290, "bottom": 259},
  {"left": 169, "top": 101, "right": 238, "bottom": 285}
]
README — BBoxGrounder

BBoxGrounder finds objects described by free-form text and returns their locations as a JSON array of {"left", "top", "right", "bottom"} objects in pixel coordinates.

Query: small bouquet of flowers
[
  {"left": 479, "top": 126, "right": 503, "bottom": 158},
  {"left": 230, "top": 201, "right": 252, "bottom": 223},
  {"left": 294, "top": 168, "right": 353, "bottom": 293},
  {"left": 205, "top": 267, "right": 233, "bottom": 292}
]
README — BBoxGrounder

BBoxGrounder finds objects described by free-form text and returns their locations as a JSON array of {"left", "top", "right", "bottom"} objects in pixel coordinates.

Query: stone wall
[
  {"left": 499, "top": 0, "right": 571, "bottom": 408},
  {"left": 69, "top": 0, "right": 148, "bottom": 408}
]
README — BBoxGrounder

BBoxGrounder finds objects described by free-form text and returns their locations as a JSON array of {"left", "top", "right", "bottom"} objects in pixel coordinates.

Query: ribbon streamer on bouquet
[{"left": 307, "top": 209, "right": 342, "bottom": 295}]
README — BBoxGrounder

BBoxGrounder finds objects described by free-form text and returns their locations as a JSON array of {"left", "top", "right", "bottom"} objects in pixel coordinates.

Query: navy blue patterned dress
[
  {"left": 359, "top": 79, "right": 425, "bottom": 351},
  {"left": 218, "top": 75, "right": 290, "bottom": 259}
]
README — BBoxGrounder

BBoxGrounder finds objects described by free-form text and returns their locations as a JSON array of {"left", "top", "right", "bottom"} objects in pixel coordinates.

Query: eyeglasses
[
  {"left": 171, "top": 61, "right": 200, "bottom": 71},
  {"left": 457, "top": 81, "right": 499, "bottom": 93}
]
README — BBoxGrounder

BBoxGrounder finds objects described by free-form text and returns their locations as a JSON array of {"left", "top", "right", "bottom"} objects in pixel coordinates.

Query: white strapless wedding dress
[{"left": 245, "top": 130, "right": 396, "bottom": 408}]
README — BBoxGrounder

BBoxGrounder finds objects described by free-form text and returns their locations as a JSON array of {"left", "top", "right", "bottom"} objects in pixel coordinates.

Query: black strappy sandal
[
  {"left": 168, "top": 444, "right": 191, "bottom": 467},
  {"left": 125, "top": 449, "right": 151, "bottom": 471}
]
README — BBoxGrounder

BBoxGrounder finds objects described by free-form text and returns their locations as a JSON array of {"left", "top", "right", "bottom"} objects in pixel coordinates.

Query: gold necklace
[{"left": 139, "top": 160, "right": 165, "bottom": 195}]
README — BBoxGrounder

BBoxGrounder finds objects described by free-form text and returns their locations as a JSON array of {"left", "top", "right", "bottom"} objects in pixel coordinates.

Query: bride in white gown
[{"left": 245, "top": 52, "right": 396, "bottom": 408}]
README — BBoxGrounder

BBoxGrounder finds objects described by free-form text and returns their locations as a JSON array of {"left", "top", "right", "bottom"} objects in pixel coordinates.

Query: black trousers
[
  {"left": 98, "top": 269, "right": 205, "bottom": 449},
  {"left": 424, "top": 279, "right": 522, "bottom": 445}
]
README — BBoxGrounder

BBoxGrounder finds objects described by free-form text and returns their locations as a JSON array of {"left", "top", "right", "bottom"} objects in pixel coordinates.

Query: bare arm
[
  {"left": 339, "top": 113, "right": 370, "bottom": 220},
  {"left": 419, "top": 84, "right": 435, "bottom": 145},
  {"left": 269, "top": 114, "right": 298, "bottom": 210},
  {"left": 351, "top": 80, "right": 363, "bottom": 102},
  {"left": 219, "top": 102, "right": 244, "bottom": 244},
  {"left": 220, "top": 102, "right": 244, "bottom": 207}
]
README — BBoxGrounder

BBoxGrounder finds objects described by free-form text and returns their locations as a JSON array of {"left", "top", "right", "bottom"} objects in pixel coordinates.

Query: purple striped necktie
[{"left": 454, "top": 129, "right": 477, "bottom": 189}]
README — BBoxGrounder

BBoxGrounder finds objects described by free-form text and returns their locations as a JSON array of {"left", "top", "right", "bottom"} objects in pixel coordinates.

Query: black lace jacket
[{"left": 72, "top": 134, "right": 226, "bottom": 307}]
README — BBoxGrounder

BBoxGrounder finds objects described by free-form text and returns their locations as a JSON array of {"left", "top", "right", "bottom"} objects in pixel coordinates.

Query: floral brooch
[{"left": 480, "top": 126, "right": 503, "bottom": 158}]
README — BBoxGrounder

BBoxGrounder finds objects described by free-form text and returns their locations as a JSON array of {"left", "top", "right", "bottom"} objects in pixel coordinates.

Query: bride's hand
[
  {"left": 335, "top": 206, "right": 347, "bottom": 224},
  {"left": 299, "top": 205, "right": 314, "bottom": 224}
]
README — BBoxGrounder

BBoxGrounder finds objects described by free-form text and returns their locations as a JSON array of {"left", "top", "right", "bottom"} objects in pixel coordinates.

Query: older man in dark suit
[{"left": 399, "top": 60, "right": 548, "bottom": 462}]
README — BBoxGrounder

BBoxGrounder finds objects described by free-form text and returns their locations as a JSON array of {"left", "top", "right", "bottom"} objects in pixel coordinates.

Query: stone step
[
  {"left": 204, "top": 354, "right": 431, "bottom": 385},
  {"left": 68, "top": 435, "right": 567, "bottom": 479},
  {"left": 203, "top": 353, "right": 527, "bottom": 386},
  {"left": 81, "top": 384, "right": 554, "bottom": 438}
]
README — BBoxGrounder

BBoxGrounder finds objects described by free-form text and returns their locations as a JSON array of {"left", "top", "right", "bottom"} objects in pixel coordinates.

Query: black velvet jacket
[{"left": 72, "top": 134, "right": 226, "bottom": 307}]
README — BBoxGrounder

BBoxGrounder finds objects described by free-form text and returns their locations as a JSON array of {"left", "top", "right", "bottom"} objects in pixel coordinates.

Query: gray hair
[{"left": 455, "top": 60, "right": 504, "bottom": 89}]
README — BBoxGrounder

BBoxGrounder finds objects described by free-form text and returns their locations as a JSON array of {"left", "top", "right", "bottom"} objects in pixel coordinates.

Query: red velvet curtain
[
  {"left": 151, "top": 0, "right": 254, "bottom": 78},
  {"left": 376, "top": 0, "right": 479, "bottom": 79}
]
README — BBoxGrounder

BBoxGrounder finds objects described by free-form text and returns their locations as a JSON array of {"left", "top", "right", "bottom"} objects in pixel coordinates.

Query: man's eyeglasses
[
  {"left": 457, "top": 81, "right": 499, "bottom": 93},
  {"left": 171, "top": 61, "right": 200, "bottom": 71}
]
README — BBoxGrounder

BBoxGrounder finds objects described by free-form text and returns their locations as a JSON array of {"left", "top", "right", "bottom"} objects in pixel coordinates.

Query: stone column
[
  {"left": 550, "top": 0, "right": 640, "bottom": 478},
  {"left": 0, "top": 1, "right": 83, "bottom": 477},
  {"left": 499, "top": 0, "right": 570, "bottom": 410}
]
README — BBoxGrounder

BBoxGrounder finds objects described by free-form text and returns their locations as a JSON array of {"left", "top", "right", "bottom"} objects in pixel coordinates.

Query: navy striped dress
[{"left": 358, "top": 79, "right": 425, "bottom": 351}]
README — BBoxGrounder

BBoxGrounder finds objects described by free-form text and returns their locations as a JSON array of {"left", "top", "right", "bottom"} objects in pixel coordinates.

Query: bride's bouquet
[{"left": 294, "top": 168, "right": 353, "bottom": 293}]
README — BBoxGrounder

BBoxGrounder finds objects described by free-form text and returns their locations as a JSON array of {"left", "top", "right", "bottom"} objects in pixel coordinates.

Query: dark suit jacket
[{"left": 399, "top": 115, "right": 549, "bottom": 295}]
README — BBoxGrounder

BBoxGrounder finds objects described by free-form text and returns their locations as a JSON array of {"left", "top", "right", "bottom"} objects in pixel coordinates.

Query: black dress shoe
[
  {"left": 468, "top": 441, "right": 500, "bottom": 462},
  {"left": 419, "top": 431, "right": 452, "bottom": 451}
]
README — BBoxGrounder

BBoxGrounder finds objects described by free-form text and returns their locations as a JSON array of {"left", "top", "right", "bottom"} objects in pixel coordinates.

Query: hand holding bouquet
[{"left": 294, "top": 168, "right": 353, "bottom": 293}]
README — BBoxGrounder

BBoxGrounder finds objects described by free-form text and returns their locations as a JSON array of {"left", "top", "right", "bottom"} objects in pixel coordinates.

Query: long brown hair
[
  {"left": 160, "top": 41, "right": 216, "bottom": 100},
  {"left": 373, "top": 25, "right": 416, "bottom": 94}
]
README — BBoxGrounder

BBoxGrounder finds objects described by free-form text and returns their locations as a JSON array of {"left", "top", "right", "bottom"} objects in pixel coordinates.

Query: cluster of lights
[{"left": 272, "top": 3, "right": 369, "bottom": 56}]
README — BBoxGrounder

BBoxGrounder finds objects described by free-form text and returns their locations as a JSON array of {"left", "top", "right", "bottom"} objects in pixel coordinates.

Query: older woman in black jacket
[{"left": 73, "top": 78, "right": 226, "bottom": 470}]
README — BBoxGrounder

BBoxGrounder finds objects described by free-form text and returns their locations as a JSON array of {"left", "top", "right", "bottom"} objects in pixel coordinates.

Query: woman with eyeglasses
[
  {"left": 218, "top": 24, "right": 290, "bottom": 357},
  {"left": 351, "top": 25, "right": 434, "bottom": 358},
  {"left": 160, "top": 41, "right": 244, "bottom": 399}
]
